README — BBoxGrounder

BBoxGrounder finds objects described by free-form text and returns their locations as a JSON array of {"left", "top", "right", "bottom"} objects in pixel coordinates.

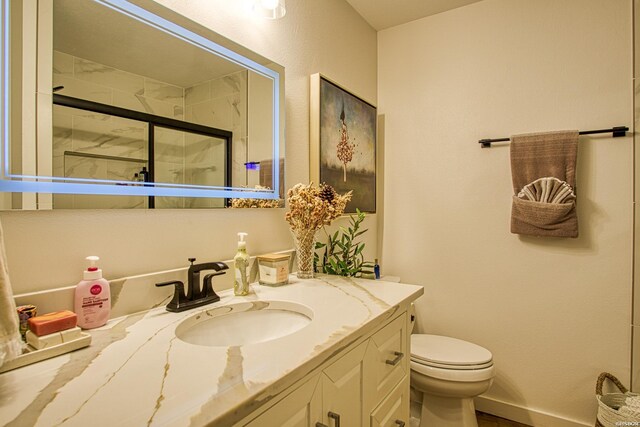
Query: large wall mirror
[{"left": 0, "top": 0, "right": 284, "bottom": 209}]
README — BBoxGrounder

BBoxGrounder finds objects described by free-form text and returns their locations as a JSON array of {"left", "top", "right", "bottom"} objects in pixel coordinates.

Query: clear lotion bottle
[{"left": 234, "top": 232, "right": 250, "bottom": 296}]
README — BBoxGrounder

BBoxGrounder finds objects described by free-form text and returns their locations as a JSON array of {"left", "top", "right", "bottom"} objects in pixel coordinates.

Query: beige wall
[
  {"left": 378, "top": 0, "right": 632, "bottom": 425},
  {"left": 1, "top": 0, "right": 378, "bottom": 294},
  {"left": 633, "top": 0, "right": 640, "bottom": 394}
]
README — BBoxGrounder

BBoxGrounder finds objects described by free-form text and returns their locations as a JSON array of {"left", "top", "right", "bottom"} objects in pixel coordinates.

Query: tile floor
[{"left": 477, "top": 411, "right": 531, "bottom": 426}]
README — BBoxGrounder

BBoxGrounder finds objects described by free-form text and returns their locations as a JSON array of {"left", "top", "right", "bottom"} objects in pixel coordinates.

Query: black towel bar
[{"left": 478, "top": 126, "right": 629, "bottom": 148}]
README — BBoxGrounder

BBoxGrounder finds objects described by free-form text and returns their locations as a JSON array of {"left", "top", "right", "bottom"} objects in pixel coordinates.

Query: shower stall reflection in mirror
[{"left": 52, "top": 95, "right": 232, "bottom": 209}]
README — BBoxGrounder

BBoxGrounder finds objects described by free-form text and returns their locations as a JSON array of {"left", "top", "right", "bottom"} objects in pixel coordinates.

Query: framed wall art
[{"left": 310, "top": 74, "right": 376, "bottom": 213}]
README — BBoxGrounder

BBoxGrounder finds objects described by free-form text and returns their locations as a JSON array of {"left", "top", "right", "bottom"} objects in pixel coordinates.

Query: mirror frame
[{"left": 0, "top": 0, "right": 284, "bottom": 202}]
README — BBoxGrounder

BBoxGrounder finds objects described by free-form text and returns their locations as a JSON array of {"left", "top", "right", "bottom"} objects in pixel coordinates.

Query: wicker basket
[{"left": 596, "top": 372, "right": 640, "bottom": 427}]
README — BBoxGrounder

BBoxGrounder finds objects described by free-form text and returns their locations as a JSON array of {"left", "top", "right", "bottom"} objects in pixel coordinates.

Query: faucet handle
[
  {"left": 188, "top": 257, "right": 196, "bottom": 265},
  {"left": 155, "top": 280, "right": 187, "bottom": 312}
]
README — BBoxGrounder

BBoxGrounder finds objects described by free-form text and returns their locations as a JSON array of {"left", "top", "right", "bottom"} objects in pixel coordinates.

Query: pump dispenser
[
  {"left": 234, "top": 233, "right": 250, "bottom": 296},
  {"left": 74, "top": 256, "right": 111, "bottom": 329},
  {"left": 84, "top": 256, "right": 102, "bottom": 280}
]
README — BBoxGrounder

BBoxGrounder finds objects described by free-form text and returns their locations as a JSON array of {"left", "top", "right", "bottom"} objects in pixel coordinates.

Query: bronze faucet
[{"left": 156, "top": 258, "right": 228, "bottom": 312}]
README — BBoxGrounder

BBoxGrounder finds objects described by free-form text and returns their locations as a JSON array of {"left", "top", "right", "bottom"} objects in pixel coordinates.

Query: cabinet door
[
  {"left": 244, "top": 374, "right": 322, "bottom": 427},
  {"left": 321, "top": 341, "right": 369, "bottom": 427},
  {"left": 365, "top": 313, "right": 408, "bottom": 409},
  {"left": 370, "top": 376, "right": 409, "bottom": 427}
]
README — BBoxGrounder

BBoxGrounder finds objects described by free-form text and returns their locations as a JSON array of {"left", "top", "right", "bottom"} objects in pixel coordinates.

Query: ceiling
[
  {"left": 345, "top": 0, "right": 485, "bottom": 31},
  {"left": 54, "top": 0, "right": 244, "bottom": 88}
]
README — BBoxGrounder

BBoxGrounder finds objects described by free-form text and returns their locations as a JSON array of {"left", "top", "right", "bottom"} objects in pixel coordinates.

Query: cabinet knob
[
  {"left": 385, "top": 351, "right": 404, "bottom": 366},
  {"left": 395, "top": 420, "right": 405, "bottom": 427},
  {"left": 328, "top": 411, "right": 341, "bottom": 427}
]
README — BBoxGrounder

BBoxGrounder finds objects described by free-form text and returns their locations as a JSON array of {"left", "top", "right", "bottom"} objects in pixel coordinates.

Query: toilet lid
[{"left": 411, "top": 334, "right": 493, "bottom": 368}]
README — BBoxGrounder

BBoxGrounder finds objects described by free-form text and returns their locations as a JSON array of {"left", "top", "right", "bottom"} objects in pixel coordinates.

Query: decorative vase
[{"left": 291, "top": 228, "right": 317, "bottom": 279}]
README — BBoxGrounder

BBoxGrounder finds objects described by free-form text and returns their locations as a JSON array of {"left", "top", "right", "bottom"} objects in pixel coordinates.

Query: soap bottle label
[
  {"left": 234, "top": 257, "right": 249, "bottom": 296},
  {"left": 235, "top": 263, "right": 247, "bottom": 285},
  {"left": 76, "top": 279, "right": 110, "bottom": 329}
]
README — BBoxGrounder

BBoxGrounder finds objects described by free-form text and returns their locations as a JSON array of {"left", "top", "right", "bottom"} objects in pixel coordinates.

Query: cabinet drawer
[
  {"left": 366, "top": 313, "right": 407, "bottom": 406},
  {"left": 370, "top": 376, "right": 409, "bottom": 427}
]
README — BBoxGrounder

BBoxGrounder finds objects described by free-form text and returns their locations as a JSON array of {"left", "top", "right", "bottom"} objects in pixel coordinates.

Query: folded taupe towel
[
  {"left": 510, "top": 130, "right": 579, "bottom": 238},
  {"left": 517, "top": 177, "right": 576, "bottom": 204}
]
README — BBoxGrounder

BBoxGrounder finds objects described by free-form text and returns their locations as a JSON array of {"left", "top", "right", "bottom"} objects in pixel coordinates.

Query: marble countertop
[{"left": 0, "top": 275, "right": 423, "bottom": 427}]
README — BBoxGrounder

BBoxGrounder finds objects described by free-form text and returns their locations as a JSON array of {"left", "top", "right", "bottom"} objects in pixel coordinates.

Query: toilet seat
[
  {"left": 411, "top": 334, "right": 492, "bottom": 366},
  {"left": 410, "top": 334, "right": 494, "bottom": 381},
  {"left": 410, "top": 359, "right": 495, "bottom": 382},
  {"left": 411, "top": 357, "right": 494, "bottom": 370}
]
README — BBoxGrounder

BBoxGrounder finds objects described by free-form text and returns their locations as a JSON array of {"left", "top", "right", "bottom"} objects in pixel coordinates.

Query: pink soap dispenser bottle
[{"left": 74, "top": 256, "right": 111, "bottom": 329}]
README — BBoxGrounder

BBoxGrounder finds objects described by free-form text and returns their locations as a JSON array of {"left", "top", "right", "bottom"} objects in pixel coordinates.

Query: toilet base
[{"left": 420, "top": 393, "right": 478, "bottom": 427}]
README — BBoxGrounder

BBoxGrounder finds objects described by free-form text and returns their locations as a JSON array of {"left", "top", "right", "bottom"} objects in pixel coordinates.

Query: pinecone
[{"left": 319, "top": 183, "right": 336, "bottom": 203}]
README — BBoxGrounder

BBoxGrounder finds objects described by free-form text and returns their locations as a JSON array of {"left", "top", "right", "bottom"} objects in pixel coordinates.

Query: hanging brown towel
[{"left": 510, "top": 130, "right": 579, "bottom": 238}]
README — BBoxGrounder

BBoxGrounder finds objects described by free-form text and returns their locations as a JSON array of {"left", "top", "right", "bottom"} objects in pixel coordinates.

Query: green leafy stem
[{"left": 314, "top": 208, "right": 374, "bottom": 277}]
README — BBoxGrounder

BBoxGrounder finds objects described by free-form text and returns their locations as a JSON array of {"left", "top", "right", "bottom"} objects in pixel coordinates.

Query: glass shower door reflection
[
  {"left": 50, "top": 103, "right": 232, "bottom": 209},
  {"left": 154, "top": 127, "right": 230, "bottom": 209}
]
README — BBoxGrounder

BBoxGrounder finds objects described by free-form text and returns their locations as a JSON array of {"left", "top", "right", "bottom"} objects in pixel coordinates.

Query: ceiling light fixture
[{"left": 251, "top": 0, "right": 286, "bottom": 19}]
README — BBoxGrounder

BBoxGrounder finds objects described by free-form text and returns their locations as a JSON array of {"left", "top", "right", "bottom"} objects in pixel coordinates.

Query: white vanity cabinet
[{"left": 238, "top": 311, "right": 410, "bottom": 427}]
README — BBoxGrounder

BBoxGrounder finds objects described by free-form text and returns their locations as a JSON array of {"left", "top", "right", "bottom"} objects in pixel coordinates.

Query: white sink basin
[{"left": 175, "top": 300, "right": 313, "bottom": 347}]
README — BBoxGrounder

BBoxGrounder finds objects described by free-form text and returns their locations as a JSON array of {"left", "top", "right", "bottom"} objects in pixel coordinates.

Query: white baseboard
[{"left": 475, "top": 396, "right": 591, "bottom": 427}]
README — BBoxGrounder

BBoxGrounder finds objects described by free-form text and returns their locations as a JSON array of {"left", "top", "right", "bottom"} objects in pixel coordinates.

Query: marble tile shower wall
[
  {"left": 53, "top": 51, "right": 248, "bottom": 208},
  {"left": 185, "top": 71, "right": 248, "bottom": 208},
  {"left": 51, "top": 51, "right": 246, "bottom": 209},
  {"left": 52, "top": 50, "right": 185, "bottom": 208}
]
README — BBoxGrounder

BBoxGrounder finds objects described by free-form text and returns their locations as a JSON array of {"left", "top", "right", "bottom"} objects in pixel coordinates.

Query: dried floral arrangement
[
  {"left": 285, "top": 183, "right": 352, "bottom": 231},
  {"left": 230, "top": 185, "right": 283, "bottom": 209}
]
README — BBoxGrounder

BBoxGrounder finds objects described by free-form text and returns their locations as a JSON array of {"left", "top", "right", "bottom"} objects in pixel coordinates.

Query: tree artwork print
[
  {"left": 336, "top": 106, "right": 355, "bottom": 182},
  {"left": 318, "top": 77, "right": 376, "bottom": 213}
]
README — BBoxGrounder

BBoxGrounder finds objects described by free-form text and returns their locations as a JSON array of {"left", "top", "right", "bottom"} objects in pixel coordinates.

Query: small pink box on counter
[{"left": 27, "top": 310, "right": 77, "bottom": 336}]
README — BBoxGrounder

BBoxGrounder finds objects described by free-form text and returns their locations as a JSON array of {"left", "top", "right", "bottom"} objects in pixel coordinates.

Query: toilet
[{"left": 409, "top": 308, "right": 495, "bottom": 427}]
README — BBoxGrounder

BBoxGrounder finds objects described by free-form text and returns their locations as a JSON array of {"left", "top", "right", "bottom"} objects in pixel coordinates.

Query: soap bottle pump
[
  {"left": 74, "top": 256, "right": 111, "bottom": 329},
  {"left": 234, "top": 233, "right": 250, "bottom": 296}
]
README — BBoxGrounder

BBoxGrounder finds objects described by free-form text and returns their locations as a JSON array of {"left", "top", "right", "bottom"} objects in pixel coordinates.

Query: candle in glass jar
[{"left": 257, "top": 253, "right": 290, "bottom": 286}]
